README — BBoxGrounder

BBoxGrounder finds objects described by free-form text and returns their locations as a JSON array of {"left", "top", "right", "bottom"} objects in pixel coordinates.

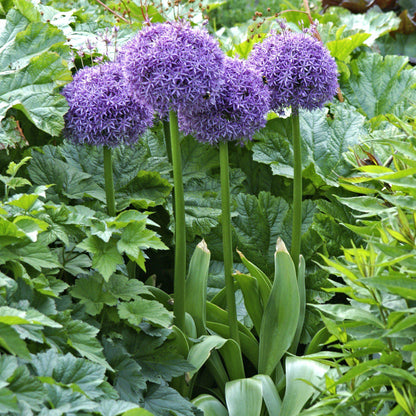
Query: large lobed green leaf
[
  {"left": 341, "top": 53, "right": 416, "bottom": 121},
  {"left": 252, "top": 102, "right": 367, "bottom": 187},
  {"left": 0, "top": 8, "right": 72, "bottom": 147}
]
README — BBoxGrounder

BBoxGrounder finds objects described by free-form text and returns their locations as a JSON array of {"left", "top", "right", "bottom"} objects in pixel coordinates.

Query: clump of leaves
[
  {"left": 0, "top": 154, "right": 199, "bottom": 415},
  {"left": 302, "top": 108, "right": 416, "bottom": 415}
]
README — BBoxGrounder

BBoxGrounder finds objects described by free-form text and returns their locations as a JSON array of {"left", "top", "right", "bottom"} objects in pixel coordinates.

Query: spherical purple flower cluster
[
  {"left": 118, "top": 21, "right": 225, "bottom": 117},
  {"left": 62, "top": 62, "right": 154, "bottom": 147},
  {"left": 178, "top": 57, "right": 270, "bottom": 145},
  {"left": 248, "top": 31, "right": 338, "bottom": 113}
]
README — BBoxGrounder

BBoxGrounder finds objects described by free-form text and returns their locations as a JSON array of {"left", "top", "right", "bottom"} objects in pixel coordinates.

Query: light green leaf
[
  {"left": 117, "top": 170, "right": 172, "bottom": 211},
  {"left": 362, "top": 275, "right": 416, "bottom": 300},
  {"left": 252, "top": 374, "right": 282, "bottom": 416},
  {"left": 192, "top": 394, "right": 228, "bottom": 416},
  {"left": 339, "top": 7, "right": 400, "bottom": 45},
  {"left": 225, "top": 378, "right": 262, "bottom": 416},
  {"left": 65, "top": 319, "right": 110, "bottom": 369},
  {"left": 326, "top": 32, "right": 370, "bottom": 62},
  {"left": 78, "top": 236, "right": 123, "bottom": 281},
  {"left": 118, "top": 299, "right": 173, "bottom": 328},
  {"left": 185, "top": 240, "right": 211, "bottom": 336},
  {"left": 71, "top": 275, "right": 117, "bottom": 315},
  {"left": 252, "top": 102, "right": 367, "bottom": 187},
  {"left": 280, "top": 357, "right": 329, "bottom": 416},
  {"left": 258, "top": 244, "right": 300, "bottom": 375},
  {"left": 0, "top": 323, "right": 30, "bottom": 358},
  {"left": 341, "top": 53, "right": 416, "bottom": 120},
  {"left": 122, "top": 409, "right": 154, "bottom": 416}
]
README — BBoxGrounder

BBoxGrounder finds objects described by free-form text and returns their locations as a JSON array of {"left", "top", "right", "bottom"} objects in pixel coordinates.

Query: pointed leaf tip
[
  {"left": 276, "top": 237, "right": 289, "bottom": 254},
  {"left": 197, "top": 239, "right": 210, "bottom": 253}
]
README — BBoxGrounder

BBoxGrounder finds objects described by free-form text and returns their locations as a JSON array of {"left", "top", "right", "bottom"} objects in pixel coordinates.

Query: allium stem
[
  {"left": 169, "top": 111, "right": 186, "bottom": 331},
  {"left": 291, "top": 113, "right": 302, "bottom": 275},
  {"left": 219, "top": 141, "right": 240, "bottom": 344},
  {"left": 103, "top": 145, "right": 116, "bottom": 217}
]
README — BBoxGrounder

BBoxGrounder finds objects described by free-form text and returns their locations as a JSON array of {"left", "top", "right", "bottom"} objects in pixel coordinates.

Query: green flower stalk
[
  {"left": 103, "top": 146, "right": 116, "bottom": 217},
  {"left": 179, "top": 57, "right": 271, "bottom": 343},
  {"left": 170, "top": 111, "right": 186, "bottom": 331},
  {"left": 219, "top": 141, "right": 240, "bottom": 344},
  {"left": 291, "top": 113, "right": 302, "bottom": 274},
  {"left": 248, "top": 28, "right": 338, "bottom": 273}
]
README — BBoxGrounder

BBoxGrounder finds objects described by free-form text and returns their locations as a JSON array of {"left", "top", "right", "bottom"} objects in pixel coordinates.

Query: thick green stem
[
  {"left": 219, "top": 141, "right": 240, "bottom": 344},
  {"left": 291, "top": 113, "right": 302, "bottom": 275},
  {"left": 169, "top": 111, "right": 186, "bottom": 331},
  {"left": 103, "top": 145, "right": 116, "bottom": 217}
]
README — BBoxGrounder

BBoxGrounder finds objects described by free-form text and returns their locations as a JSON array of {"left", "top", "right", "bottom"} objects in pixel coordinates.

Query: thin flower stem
[
  {"left": 103, "top": 145, "right": 116, "bottom": 217},
  {"left": 291, "top": 113, "right": 302, "bottom": 275},
  {"left": 219, "top": 141, "right": 240, "bottom": 344},
  {"left": 169, "top": 111, "right": 186, "bottom": 331}
]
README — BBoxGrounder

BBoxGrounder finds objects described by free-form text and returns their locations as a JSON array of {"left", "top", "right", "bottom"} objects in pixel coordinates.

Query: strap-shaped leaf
[{"left": 258, "top": 240, "right": 300, "bottom": 375}]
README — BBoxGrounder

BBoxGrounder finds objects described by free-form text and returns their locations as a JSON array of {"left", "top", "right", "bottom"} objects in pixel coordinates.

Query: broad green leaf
[
  {"left": 28, "top": 148, "right": 106, "bottom": 203},
  {"left": 65, "top": 319, "right": 110, "bottom": 369},
  {"left": 339, "top": 8, "right": 400, "bottom": 45},
  {"left": 188, "top": 335, "right": 244, "bottom": 380},
  {"left": 31, "top": 350, "right": 107, "bottom": 400},
  {"left": 280, "top": 357, "right": 329, "bottom": 416},
  {"left": 235, "top": 273, "right": 263, "bottom": 335},
  {"left": 313, "top": 304, "right": 384, "bottom": 327},
  {"left": 341, "top": 53, "right": 416, "bottom": 120},
  {"left": 96, "top": 400, "right": 142, "bottom": 416},
  {"left": 258, "top": 242, "right": 300, "bottom": 375},
  {"left": 0, "top": 306, "right": 61, "bottom": 328},
  {"left": 6, "top": 365, "right": 45, "bottom": 411},
  {"left": 362, "top": 275, "right": 416, "bottom": 300},
  {"left": 232, "top": 192, "right": 289, "bottom": 275},
  {"left": 15, "top": 241, "right": 60, "bottom": 270},
  {"left": 0, "top": 323, "right": 30, "bottom": 358},
  {"left": 252, "top": 374, "right": 282, "bottom": 416},
  {"left": 185, "top": 240, "right": 211, "bottom": 336},
  {"left": 118, "top": 222, "right": 167, "bottom": 264},
  {"left": 0, "top": 48, "right": 70, "bottom": 137},
  {"left": 0, "top": 388, "right": 19, "bottom": 412},
  {"left": 117, "top": 171, "right": 172, "bottom": 211},
  {"left": 122, "top": 409, "right": 154, "bottom": 416},
  {"left": 326, "top": 32, "right": 370, "bottom": 62},
  {"left": 71, "top": 275, "right": 117, "bottom": 315},
  {"left": 78, "top": 236, "right": 123, "bottom": 281},
  {"left": 376, "top": 33, "right": 416, "bottom": 62},
  {"left": 192, "top": 394, "right": 228, "bottom": 416},
  {"left": 118, "top": 299, "right": 173, "bottom": 328},
  {"left": 252, "top": 102, "right": 367, "bottom": 187},
  {"left": 143, "top": 384, "right": 202, "bottom": 416},
  {"left": 0, "top": 20, "right": 68, "bottom": 70},
  {"left": 0, "top": 117, "right": 26, "bottom": 150},
  {"left": 225, "top": 378, "right": 262, "bottom": 416}
]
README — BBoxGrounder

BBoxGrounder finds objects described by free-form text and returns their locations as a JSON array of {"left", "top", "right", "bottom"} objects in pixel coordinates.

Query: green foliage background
[{"left": 0, "top": 0, "right": 415, "bottom": 414}]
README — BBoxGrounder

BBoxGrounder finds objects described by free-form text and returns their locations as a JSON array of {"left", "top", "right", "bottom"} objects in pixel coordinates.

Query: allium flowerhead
[
  {"left": 248, "top": 30, "right": 338, "bottom": 113},
  {"left": 178, "top": 57, "right": 270, "bottom": 145},
  {"left": 62, "top": 62, "right": 153, "bottom": 147},
  {"left": 118, "top": 21, "right": 225, "bottom": 117}
]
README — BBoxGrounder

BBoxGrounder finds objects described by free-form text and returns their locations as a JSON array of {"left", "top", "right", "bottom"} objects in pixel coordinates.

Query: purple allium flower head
[
  {"left": 62, "top": 62, "right": 153, "bottom": 147},
  {"left": 248, "top": 31, "right": 338, "bottom": 113},
  {"left": 178, "top": 57, "right": 270, "bottom": 145},
  {"left": 118, "top": 21, "right": 225, "bottom": 117}
]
